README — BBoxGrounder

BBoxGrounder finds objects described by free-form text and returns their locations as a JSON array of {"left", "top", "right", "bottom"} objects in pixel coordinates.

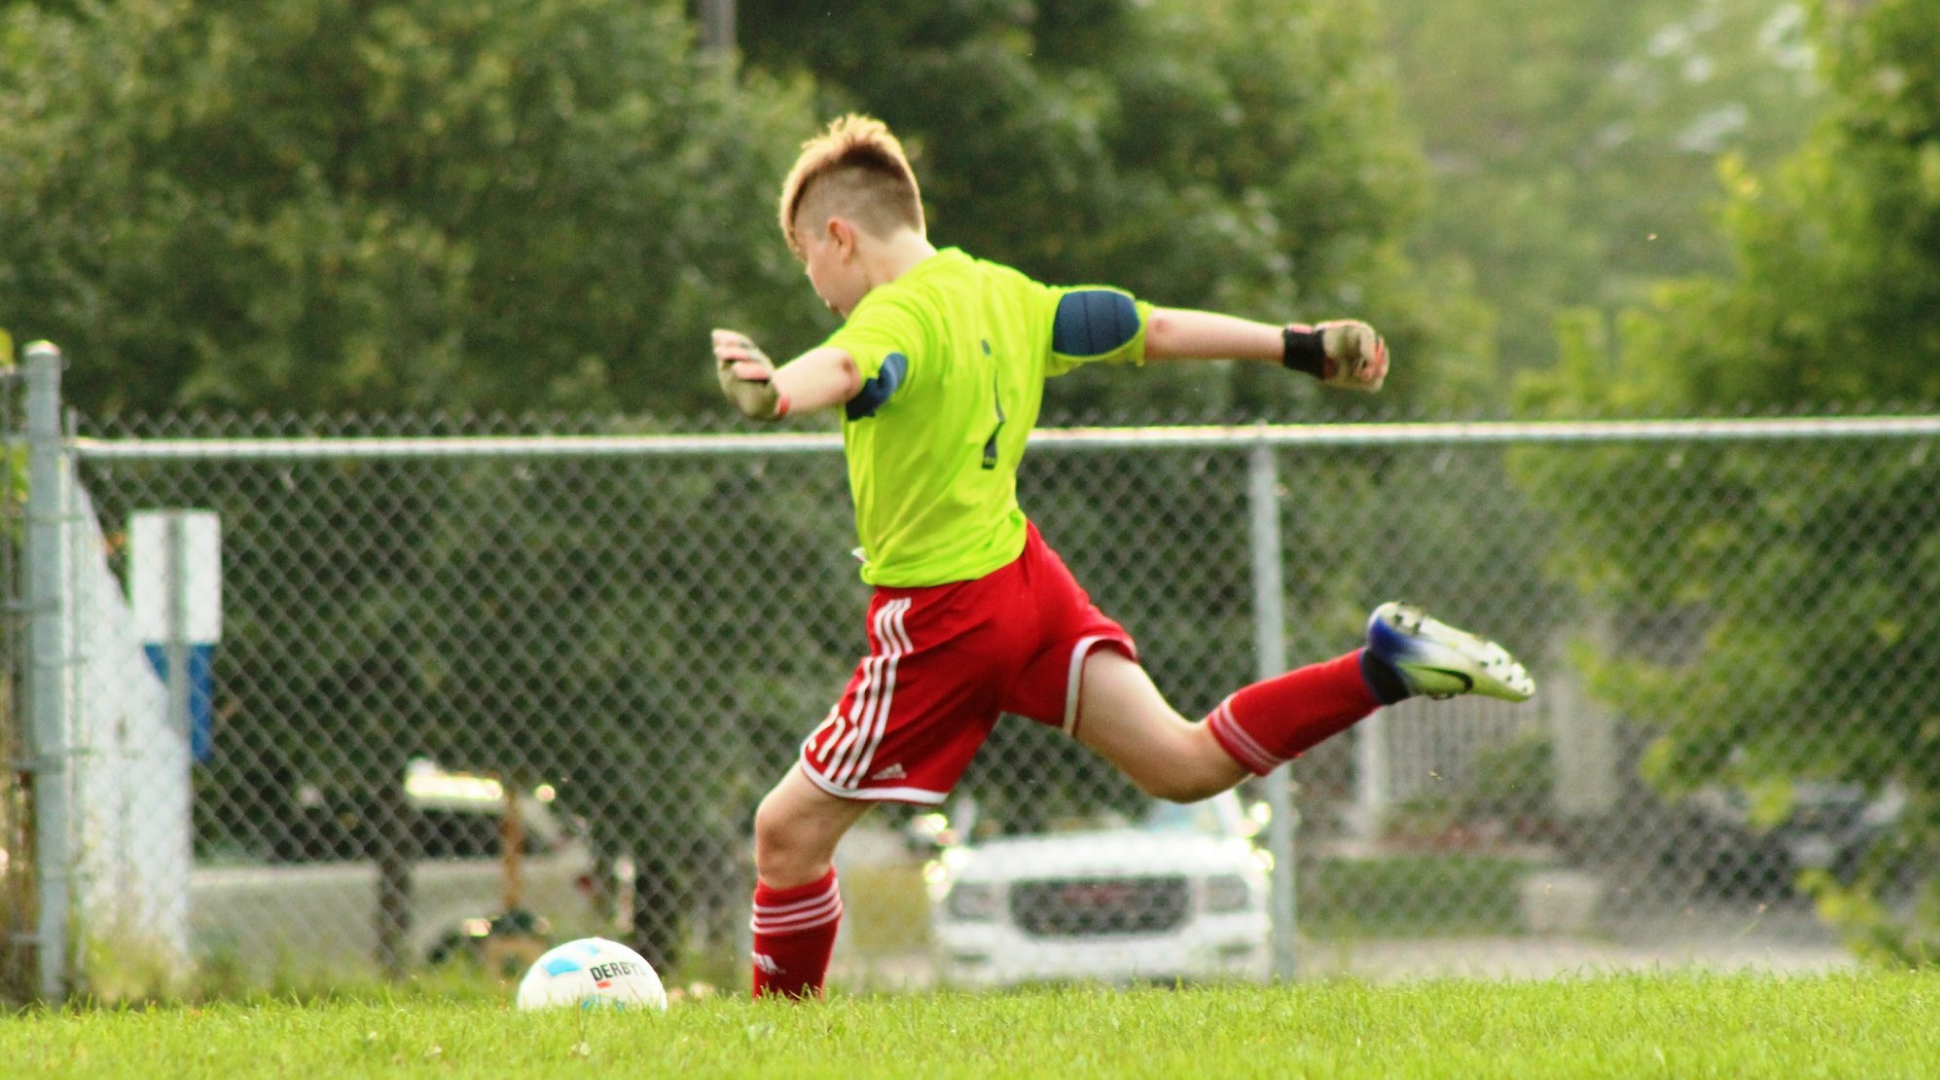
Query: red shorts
[{"left": 798, "top": 522, "right": 1136, "bottom": 805}]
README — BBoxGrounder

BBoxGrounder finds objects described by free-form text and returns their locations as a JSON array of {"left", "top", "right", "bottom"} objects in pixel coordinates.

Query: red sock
[
  {"left": 750, "top": 868, "right": 842, "bottom": 999},
  {"left": 1205, "top": 650, "right": 1382, "bottom": 775}
]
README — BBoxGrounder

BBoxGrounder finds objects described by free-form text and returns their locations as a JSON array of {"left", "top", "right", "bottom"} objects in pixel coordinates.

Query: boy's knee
[
  {"left": 752, "top": 786, "right": 839, "bottom": 886},
  {"left": 752, "top": 793, "right": 797, "bottom": 857}
]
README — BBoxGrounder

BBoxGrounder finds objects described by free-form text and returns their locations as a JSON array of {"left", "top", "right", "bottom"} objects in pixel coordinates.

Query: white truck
[{"left": 926, "top": 791, "right": 1272, "bottom": 987}]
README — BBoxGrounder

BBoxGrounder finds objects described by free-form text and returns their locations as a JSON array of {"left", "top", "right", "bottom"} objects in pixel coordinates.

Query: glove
[
  {"left": 713, "top": 329, "right": 789, "bottom": 420},
  {"left": 1282, "top": 320, "right": 1388, "bottom": 393}
]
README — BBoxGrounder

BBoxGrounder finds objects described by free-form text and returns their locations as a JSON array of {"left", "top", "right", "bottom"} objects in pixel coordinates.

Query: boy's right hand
[{"left": 713, "top": 329, "right": 788, "bottom": 419}]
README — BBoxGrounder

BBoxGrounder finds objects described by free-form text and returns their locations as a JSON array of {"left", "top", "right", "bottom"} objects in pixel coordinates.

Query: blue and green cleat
[{"left": 1365, "top": 601, "right": 1535, "bottom": 702}]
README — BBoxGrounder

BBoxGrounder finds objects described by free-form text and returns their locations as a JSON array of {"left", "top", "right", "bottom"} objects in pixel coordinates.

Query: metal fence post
[
  {"left": 22, "top": 342, "right": 68, "bottom": 1000},
  {"left": 374, "top": 772, "right": 414, "bottom": 980},
  {"left": 1247, "top": 441, "right": 1299, "bottom": 980}
]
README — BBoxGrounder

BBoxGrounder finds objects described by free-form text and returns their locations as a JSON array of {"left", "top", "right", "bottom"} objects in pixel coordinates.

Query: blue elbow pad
[
  {"left": 1053, "top": 290, "right": 1140, "bottom": 357},
  {"left": 846, "top": 351, "right": 909, "bottom": 420}
]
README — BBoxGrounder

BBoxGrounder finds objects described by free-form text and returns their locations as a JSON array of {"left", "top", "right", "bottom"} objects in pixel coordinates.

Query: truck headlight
[
  {"left": 1203, "top": 874, "right": 1253, "bottom": 914},
  {"left": 946, "top": 882, "right": 1001, "bottom": 922}
]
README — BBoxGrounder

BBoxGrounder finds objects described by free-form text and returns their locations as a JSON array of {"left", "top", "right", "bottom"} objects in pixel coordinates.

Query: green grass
[{"left": 5, "top": 971, "right": 1938, "bottom": 1078}]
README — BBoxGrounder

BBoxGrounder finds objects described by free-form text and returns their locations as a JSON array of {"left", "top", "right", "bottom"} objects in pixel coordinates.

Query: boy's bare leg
[
  {"left": 748, "top": 764, "right": 872, "bottom": 998},
  {"left": 1073, "top": 650, "right": 1251, "bottom": 802},
  {"left": 1077, "top": 605, "right": 1535, "bottom": 796},
  {"left": 754, "top": 764, "right": 872, "bottom": 887},
  {"left": 1077, "top": 645, "right": 1389, "bottom": 791}
]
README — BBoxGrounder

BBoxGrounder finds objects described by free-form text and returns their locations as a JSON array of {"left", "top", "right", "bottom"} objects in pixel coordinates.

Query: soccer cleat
[{"left": 1364, "top": 601, "right": 1535, "bottom": 702}]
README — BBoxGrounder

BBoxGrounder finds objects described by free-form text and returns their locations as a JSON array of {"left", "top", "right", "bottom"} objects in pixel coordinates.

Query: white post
[
  {"left": 109, "top": 509, "right": 218, "bottom": 980},
  {"left": 165, "top": 517, "right": 190, "bottom": 756},
  {"left": 698, "top": 0, "right": 735, "bottom": 52},
  {"left": 1549, "top": 617, "right": 1619, "bottom": 817},
  {"left": 1354, "top": 712, "right": 1390, "bottom": 841},
  {"left": 23, "top": 342, "right": 69, "bottom": 999},
  {"left": 1247, "top": 442, "right": 1298, "bottom": 979}
]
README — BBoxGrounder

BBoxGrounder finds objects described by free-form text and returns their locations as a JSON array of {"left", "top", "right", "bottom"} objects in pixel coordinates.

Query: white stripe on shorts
[
  {"left": 827, "top": 598, "right": 912, "bottom": 788},
  {"left": 796, "top": 758, "right": 950, "bottom": 805},
  {"left": 842, "top": 599, "right": 912, "bottom": 787},
  {"left": 824, "top": 601, "right": 896, "bottom": 783}
]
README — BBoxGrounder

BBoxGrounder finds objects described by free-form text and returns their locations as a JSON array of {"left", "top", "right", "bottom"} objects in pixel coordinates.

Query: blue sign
[{"left": 142, "top": 643, "right": 216, "bottom": 765}]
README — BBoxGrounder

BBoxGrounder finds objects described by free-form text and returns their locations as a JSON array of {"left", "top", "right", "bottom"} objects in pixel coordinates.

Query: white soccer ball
[{"left": 515, "top": 937, "right": 668, "bottom": 1012}]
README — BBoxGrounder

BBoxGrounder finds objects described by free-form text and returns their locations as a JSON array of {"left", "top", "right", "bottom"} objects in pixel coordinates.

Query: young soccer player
[{"left": 713, "top": 115, "right": 1535, "bottom": 999}]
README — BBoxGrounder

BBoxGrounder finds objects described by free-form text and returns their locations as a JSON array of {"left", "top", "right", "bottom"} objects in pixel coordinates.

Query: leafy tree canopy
[
  {"left": 1385, "top": 0, "right": 1821, "bottom": 376},
  {"left": 0, "top": 0, "right": 823, "bottom": 416},
  {"left": 0, "top": 0, "right": 1497, "bottom": 420},
  {"left": 738, "top": 0, "right": 1496, "bottom": 418},
  {"left": 1517, "top": 0, "right": 1940, "bottom": 962}
]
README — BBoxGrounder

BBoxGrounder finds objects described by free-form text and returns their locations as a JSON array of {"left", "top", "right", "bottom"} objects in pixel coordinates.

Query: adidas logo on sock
[
  {"left": 753, "top": 952, "right": 783, "bottom": 975},
  {"left": 869, "top": 763, "right": 906, "bottom": 781}
]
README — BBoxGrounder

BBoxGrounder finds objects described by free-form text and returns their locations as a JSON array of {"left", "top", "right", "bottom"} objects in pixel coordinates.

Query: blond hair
[{"left": 778, "top": 115, "right": 925, "bottom": 258}]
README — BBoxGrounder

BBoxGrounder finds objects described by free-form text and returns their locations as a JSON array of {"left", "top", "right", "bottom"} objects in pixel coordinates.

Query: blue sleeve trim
[
  {"left": 846, "top": 351, "right": 908, "bottom": 420},
  {"left": 1053, "top": 290, "right": 1140, "bottom": 357}
]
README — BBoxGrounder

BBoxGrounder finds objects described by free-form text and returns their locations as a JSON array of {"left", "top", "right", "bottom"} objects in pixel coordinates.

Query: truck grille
[{"left": 1009, "top": 876, "right": 1190, "bottom": 938}]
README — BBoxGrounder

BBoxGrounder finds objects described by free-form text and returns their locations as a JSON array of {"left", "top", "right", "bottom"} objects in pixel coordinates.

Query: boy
[{"left": 712, "top": 115, "right": 1533, "bottom": 998}]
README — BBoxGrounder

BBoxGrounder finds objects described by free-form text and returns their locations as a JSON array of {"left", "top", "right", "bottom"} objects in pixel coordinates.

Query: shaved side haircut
[{"left": 779, "top": 115, "right": 926, "bottom": 257}]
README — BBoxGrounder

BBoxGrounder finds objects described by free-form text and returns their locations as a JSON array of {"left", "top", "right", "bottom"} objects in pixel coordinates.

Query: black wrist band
[{"left": 1282, "top": 325, "right": 1328, "bottom": 378}]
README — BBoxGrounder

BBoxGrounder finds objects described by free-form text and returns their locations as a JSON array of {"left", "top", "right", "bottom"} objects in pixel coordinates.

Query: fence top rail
[{"left": 65, "top": 415, "right": 1940, "bottom": 462}]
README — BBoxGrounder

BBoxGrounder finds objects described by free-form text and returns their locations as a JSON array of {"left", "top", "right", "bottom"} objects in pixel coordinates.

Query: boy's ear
[{"left": 828, "top": 216, "right": 859, "bottom": 259}]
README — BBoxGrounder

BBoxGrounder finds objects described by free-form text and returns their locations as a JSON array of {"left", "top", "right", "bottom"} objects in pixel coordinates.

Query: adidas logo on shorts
[{"left": 868, "top": 763, "right": 907, "bottom": 781}]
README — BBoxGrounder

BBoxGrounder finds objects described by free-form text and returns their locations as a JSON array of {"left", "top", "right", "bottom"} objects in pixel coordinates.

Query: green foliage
[
  {"left": 1459, "top": 733, "right": 1555, "bottom": 821},
  {"left": 1299, "top": 853, "right": 1536, "bottom": 938},
  {"left": 0, "top": 0, "right": 1501, "bottom": 421},
  {"left": 0, "top": 0, "right": 822, "bottom": 416},
  {"left": 1385, "top": 0, "right": 1820, "bottom": 376},
  {"left": 1806, "top": 868, "right": 1939, "bottom": 968},
  {"left": 1516, "top": 0, "right": 1940, "bottom": 961},
  {"left": 738, "top": 0, "right": 1495, "bottom": 418}
]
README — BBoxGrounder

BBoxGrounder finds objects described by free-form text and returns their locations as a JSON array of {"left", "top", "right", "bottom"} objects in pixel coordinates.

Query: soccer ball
[{"left": 515, "top": 937, "right": 668, "bottom": 1012}]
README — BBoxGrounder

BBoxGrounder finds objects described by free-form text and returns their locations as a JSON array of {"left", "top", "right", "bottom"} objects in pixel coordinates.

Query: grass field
[{"left": 5, "top": 971, "right": 1937, "bottom": 1079}]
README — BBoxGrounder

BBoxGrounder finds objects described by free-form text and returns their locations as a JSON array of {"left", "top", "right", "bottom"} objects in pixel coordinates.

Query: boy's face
[{"left": 794, "top": 216, "right": 868, "bottom": 319}]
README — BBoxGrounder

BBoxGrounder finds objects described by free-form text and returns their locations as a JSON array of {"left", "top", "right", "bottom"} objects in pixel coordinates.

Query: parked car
[
  {"left": 925, "top": 791, "right": 1271, "bottom": 987},
  {"left": 1668, "top": 782, "right": 1907, "bottom": 897},
  {"left": 191, "top": 760, "right": 599, "bottom": 978}
]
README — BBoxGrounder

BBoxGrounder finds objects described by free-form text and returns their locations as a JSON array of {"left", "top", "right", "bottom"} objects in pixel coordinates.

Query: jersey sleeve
[
  {"left": 823, "top": 295, "right": 927, "bottom": 420},
  {"left": 1044, "top": 286, "right": 1153, "bottom": 378}
]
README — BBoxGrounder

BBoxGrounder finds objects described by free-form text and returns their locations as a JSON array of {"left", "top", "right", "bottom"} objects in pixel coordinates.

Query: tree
[
  {"left": 0, "top": 0, "right": 822, "bottom": 416},
  {"left": 1517, "top": 0, "right": 1940, "bottom": 961},
  {"left": 736, "top": 0, "right": 1497, "bottom": 420},
  {"left": 1384, "top": 0, "right": 1821, "bottom": 376}
]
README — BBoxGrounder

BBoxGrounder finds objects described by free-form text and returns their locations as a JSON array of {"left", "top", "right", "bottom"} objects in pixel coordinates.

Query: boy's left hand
[
  {"left": 1317, "top": 320, "right": 1388, "bottom": 393},
  {"left": 713, "top": 329, "right": 788, "bottom": 419}
]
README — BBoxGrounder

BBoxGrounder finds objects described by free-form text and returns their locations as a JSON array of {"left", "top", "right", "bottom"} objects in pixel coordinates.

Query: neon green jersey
[{"left": 823, "top": 248, "right": 1149, "bottom": 587}]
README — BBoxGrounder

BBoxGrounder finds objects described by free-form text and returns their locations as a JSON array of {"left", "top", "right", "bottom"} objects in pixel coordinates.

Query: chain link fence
[{"left": 6, "top": 361, "right": 1936, "bottom": 998}]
